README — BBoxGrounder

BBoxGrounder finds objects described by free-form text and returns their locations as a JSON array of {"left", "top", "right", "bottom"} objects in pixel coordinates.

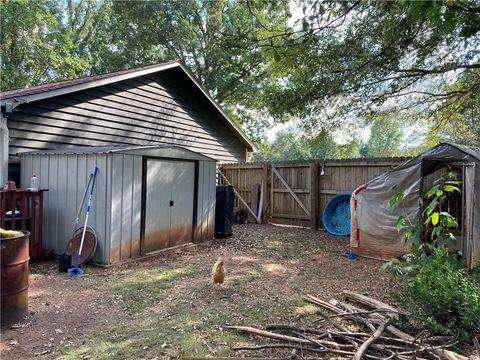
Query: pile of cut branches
[{"left": 227, "top": 291, "right": 470, "bottom": 360}]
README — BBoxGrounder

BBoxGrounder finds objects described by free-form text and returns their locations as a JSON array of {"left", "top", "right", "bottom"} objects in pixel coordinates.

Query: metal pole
[{"left": 69, "top": 173, "right": 93, "bottom": 241}]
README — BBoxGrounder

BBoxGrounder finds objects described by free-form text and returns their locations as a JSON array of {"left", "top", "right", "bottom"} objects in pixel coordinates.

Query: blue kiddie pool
[{"left": 322, "top": 192, "right": 352, "bottom": 236}]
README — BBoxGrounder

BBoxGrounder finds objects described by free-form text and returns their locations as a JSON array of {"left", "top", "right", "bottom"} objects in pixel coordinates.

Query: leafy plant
[
  {"left": 387, "top": 173, "right": 461, "bottom": 265},
  {"left": 384, "top": 173, "right": 480, "bottom": 340},
  {"left": 399, "top": 249, "right": 480, "bottom": 341},
  {"left": 423, "top": 173, "right": 461, "bottom": 249}
]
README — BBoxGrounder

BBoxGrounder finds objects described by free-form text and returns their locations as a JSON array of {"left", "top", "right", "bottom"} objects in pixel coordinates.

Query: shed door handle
[{"left": 170, "top": 200, "right": 174, "bottom": 207}]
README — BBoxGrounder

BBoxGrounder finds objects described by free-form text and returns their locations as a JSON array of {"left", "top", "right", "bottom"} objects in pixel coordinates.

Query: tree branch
[{"left": 393, "top": 63, "right": 480, "bottom": 75}]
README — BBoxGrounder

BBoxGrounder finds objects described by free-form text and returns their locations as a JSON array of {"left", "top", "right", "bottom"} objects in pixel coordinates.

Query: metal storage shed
[{"left": 20, "top": 145, "right": 216, "bottom": 265}]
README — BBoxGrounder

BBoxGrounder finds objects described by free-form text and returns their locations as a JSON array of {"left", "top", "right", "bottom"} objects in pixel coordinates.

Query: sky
[
  {"left": 265, "top": 1, "right": 372, "bottom": 145},
  {"left": 266, "top": 119, "right": 371, "bottom": 143}
]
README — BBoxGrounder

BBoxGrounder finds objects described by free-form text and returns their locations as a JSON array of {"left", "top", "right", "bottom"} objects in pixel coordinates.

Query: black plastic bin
[
  {"left": 58, "top": 253, "right": 72, "bottom": 273},
  {"left": 215, "top": 185, "right": 234, "bottom": 238}
]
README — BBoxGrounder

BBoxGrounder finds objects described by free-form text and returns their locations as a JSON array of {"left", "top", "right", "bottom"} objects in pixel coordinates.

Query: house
[
  {"left": 0, "top": 61, "right": 255, "bottom": 264},
  {"left": 0, "top": 60, "right": 256, "bottom": 184}
]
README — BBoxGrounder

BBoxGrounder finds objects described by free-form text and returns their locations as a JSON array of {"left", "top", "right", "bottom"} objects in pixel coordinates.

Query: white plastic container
[{"left": 30, "top": 175, "right": 39, "bottom": 191}]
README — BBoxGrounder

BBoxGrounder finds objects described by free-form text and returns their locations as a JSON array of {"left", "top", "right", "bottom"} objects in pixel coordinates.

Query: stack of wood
[{"left": 227, "top": 291, "right": 470, "bottom": 360}]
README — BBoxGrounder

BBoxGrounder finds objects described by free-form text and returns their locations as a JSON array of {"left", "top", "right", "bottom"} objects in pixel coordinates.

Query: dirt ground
[{"left": 1, "top": 224, "right": 398, "bottom": 359}]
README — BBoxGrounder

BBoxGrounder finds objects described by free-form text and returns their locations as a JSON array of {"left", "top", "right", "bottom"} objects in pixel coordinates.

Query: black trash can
[
  {"left": 58, "top": 253, "right": 72, "bottom": 273},
  {"left": 215, "top": 185, "right": 234, "bottom": 238}
]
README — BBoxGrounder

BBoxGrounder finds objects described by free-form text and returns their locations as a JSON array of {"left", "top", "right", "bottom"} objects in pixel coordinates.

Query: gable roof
[
  {"left": 0, "top": 60, "right": 256, "bottom": 151},
  {"left": 0, "top": 61, "right": 177, "bottom": 101},
  {"left": 443, "top": 142, "right": 480, "bottom": 161},
  {"left": 375, "top": 142, "right": 480, "bottom": 175}
]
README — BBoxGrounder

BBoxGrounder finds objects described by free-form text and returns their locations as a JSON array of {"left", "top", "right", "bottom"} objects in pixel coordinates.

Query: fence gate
[
  {"left": 270, "top": 163, "right": 319, "bottom": 228},
  {"left": 218, "top": 158, "right": 405, "bottom": 229}
]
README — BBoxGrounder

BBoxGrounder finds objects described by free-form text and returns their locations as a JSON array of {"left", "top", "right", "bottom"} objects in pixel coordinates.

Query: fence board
[{"left": 219, "top": 157, "right": 407, "bottom": 228}]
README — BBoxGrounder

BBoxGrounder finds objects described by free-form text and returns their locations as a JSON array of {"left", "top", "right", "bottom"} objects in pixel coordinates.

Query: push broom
[
  {"left": 69, "top": 173, "right": 93, "bottom": 242},
  {"left": 68, "top": 167, "right": 98, "bottom": 276}
]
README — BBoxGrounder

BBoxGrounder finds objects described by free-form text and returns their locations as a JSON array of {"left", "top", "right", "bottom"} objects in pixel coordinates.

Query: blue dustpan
[
  {"left": 68, "top": 254, "right": 85, "bottom": 276},
  {"left": 67, "top": 267, "right": 84, "bottom": 276}
]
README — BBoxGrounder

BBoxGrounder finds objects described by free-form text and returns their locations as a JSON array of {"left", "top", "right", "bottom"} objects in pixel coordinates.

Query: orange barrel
[{"left": 1, "top": 231, "right": 30, "bottom": 326}]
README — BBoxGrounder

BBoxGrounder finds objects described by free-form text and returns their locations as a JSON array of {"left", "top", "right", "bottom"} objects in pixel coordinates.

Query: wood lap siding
[{"left": 7, "top": 73, "right": 246, "bottom": 163}]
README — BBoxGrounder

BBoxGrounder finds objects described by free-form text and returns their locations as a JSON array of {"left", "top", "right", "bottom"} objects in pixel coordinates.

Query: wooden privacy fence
[{"left": 218, "top": 157, "right": 409, "bottom": 229}]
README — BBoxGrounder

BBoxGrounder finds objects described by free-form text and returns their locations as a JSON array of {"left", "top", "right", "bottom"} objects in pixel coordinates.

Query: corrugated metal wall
[
  {"left": 109, "top": 153, "right": 143, "bottom": 263},
  {"left": 108, "top": 152, "right": 216, "bottom": 262},
  {"left": 21, "top": 153, "right": 111, "bottom": 263},
  {"left": 21, "top": 147, "right": 216, "bottom": 264},
  {"left": 195, "top": 160, "right": 216, "bottom": 242}
]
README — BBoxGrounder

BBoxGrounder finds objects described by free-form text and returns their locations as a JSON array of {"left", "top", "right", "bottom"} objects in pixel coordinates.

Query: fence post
[
  {"left": 262, "top": 163, "right": 271, "bottom": 223},
  {"left": 310, "top": 160, "right": 319, "bottom": 230}
]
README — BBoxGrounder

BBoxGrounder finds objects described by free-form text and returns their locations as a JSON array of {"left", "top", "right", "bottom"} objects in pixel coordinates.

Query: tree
[
  {"left": 251, "top": 127, "right": 360, "bottom": 161},
  {"left": 0, "top": 0, "right": 290, "bottom": 142},
  {"left": 262, "top": 1, "right": 480, "bottom": 129},
  {"left": 100, "top": 1, "right": 290, "bottom": 134},
  {"left": 426, "top": 70, "right": 480, "bottom": 146},
  {"left": 2, "top": 1, "right": 478, "bottom": 153},
  {"left": 359, "top": 114, "right": 404, "bottom": 158},
  {"left": 251, "top": 129, "right": 310, "bottom": 161},
  {"left": 0, "top": 0, "right": 92, "bottom": 89}
]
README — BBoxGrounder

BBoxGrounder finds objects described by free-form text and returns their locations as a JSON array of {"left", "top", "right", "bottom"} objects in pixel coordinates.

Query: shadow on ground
[{"left": 1, "top": 224, "right": 392, "bottom": 359}]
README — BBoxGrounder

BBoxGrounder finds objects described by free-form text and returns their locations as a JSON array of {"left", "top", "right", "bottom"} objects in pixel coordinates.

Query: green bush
[
  {"left": 386, "top": 174, "right": 480, "bottom": 340},
  {"left": 399, "top": 249, "right": 480, "bottom": 340}
]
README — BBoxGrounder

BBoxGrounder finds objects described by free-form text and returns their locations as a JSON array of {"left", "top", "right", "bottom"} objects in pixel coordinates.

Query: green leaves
[
  {"left": 2, "top": 0, "right": 478, "bottom": 148},
  {"left": 390, "top": 174, "right": 462, "bottom": 269},
  {"left": 380, "top": 260, "right": 394, "bottom": 273},
  {"left": 395, "top": 215, "right": 407, "bottom": 232},
  {"left": 388, "top": 191, "right": 405, "bottom": 212},
  {"left": 443, "top": 184, "right": 460, "bottom": 193},
  {"left": 424, "top": 175, "right": 461, "bottom": 237},
  {"left": 385, "top": 175, "right": 478, "bottom": 341},
  {"left": 0, "top": 0, "right": 291, "bottom": 142},
  {"left": 0, "top": 0, "right": 102, "bottom": 90},
  {"left": 399, "top": 250, "right": 480, "bottom": 341},
  {"left": 263, "top": 0, "right": 480, "bottom": 141},
  {"left": 425, "top": 198, "right": 439, "bottom": 216},
  {"left": 426, "top": 185, "right": 440, "bottom": 199},
  {"left": 422, "top": 174, "right": 461, "bottom": 249},
  {"left": 439, "top": 212, "right": 458, "bottom": 229}
]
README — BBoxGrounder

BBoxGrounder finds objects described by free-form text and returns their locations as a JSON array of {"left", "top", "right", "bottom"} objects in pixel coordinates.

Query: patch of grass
[
  {"left": 59, "top": 263, "right": 312, "bottom": 360},
  {"left": 60, "top": 303, "right": 251, "bottom": 359},
  {"left": 294, "top": 303, "right": 318, "bottom": 316},
  {"left": 103, "top": 266, "right": 196, "bottom": 313},
  {"left": 54, "top": 225, "right": 382, "bottom": 360},
  {"left": 62, "top": 297, "right": 307, "bottom": 360},
  {"left": 59, "top": 291, "right": 254, "bottom": 359}
]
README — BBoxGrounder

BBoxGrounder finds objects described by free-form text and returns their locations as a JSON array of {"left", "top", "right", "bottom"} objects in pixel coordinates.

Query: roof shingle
[{"left": 0, "top": 60, "right": 177, "bottom": 100}]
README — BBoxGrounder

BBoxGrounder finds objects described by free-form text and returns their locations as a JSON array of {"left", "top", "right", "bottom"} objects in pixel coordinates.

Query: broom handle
[
  {"left": 70, "top": 173, "right": 93, "bottom": 240},
  {"left": 76, "top": 167, "right": 98, "bottom": 267}
]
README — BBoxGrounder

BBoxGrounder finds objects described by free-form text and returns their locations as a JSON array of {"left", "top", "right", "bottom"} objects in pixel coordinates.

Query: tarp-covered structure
[{"left": 351, "top": 143, "right": 480, "bottom": 268}]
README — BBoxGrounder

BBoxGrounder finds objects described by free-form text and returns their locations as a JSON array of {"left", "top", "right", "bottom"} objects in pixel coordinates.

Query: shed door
[{"left": 143, "top": 159, "right": 195, "bottom": 254}]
